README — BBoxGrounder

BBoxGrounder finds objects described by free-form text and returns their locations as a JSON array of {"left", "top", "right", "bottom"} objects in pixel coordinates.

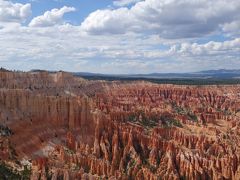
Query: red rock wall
[{"left": 1, "top": 71, "right": 240, "bottom": 179}]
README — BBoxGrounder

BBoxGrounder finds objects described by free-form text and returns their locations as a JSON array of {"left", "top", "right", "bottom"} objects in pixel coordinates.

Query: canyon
[{"left": 0, "top": 69, "right": 240, "bottom": 179}]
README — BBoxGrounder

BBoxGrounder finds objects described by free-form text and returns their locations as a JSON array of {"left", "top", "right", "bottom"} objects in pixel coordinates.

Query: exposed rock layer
[{"left": 0, "top": 70, "right": 240, "bottom": 180}]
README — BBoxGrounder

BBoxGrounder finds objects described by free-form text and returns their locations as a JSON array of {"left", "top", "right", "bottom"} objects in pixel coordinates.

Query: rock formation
[{"left": 0, "top": 70, "right": 240, "bottom": 179}]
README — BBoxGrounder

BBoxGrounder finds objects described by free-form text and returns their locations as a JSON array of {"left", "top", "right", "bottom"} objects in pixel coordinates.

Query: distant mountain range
[{"left": 73, "top": 69, "right": 240, "bottom": 79}]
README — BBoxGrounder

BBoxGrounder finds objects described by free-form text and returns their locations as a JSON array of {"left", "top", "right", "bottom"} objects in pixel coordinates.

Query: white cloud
[
  {"left": 176, "top": 38, "right": 240, "bottom": 56},
  {"left": 0, "top": 0, "right": 240, "bottom": 73},
  {"left": 81, "top": 8, "right": 136, "bottom": 34},
  {"left": 29, "top": 6, "right": 76, "bottom": 27},
  {"left": 0, "top": 0, "right": 31, "bottom": 23},
  {"left": 113, "top": 0, "right": 141, "bottom": 7},
  {"left": 1, "top": 22, "right": 240, "bottom": 73},
  {"left": 222, "top": 20, "right": 240, "bottom": 36},
  {"left": 81, "top": 0, "right": 240, "bottom": 39}
]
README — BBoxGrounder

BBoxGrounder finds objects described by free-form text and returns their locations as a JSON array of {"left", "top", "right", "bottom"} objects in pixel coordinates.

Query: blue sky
[
  {"left": 0, "top": 0, "right": 240, "bottom": 73},
  {"left": 13, "top": 0, "right": 113, "bottom": 24}
]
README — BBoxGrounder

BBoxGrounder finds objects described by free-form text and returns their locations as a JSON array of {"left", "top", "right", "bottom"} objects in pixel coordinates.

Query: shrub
[{"left": 187, "top": 113, "right": 198, "bottom": 122}]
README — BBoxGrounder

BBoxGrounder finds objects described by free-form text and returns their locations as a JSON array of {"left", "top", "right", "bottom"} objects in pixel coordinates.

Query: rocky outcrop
[{"left": 0, "top": 70, "right": 240, "bottom": 179}]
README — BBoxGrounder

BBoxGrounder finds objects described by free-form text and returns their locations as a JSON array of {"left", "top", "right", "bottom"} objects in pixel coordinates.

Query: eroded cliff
[{"left": 0, "top": 70, "right": 240, "bottom": 180}]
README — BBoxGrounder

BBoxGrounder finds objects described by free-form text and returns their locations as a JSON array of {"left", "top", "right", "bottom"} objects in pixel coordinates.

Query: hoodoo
[{"left": 0, "top": 70, "right": 240, "bottom": 179}]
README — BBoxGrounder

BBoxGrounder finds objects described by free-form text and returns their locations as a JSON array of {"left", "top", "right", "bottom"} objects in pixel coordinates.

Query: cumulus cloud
[
  {"left": 1, "top": 22, "right": 240, "bottom": 73},
  {"left": 0, "top": 0, "right": 240, "bottom": 73},
  {"left": 176, "top": 38, "right": 240, "bottom": 56},
  {"left": 81, "top": 0, "right": 240, "bottom": 39},
  {"left": 29, "top": 6, "right": 75, "bottom": 27},
  {"left": 81, "top": 8, "right": 135, "bottom": 34},
  {"left": 222, "top": 20, "right": 240, "bottom": 37},
  {"left": 113, "top": 0, "right": 141, "bottom": 7},
  {"left": 0, "top": 0, "right": 31, "bottom": 23}
]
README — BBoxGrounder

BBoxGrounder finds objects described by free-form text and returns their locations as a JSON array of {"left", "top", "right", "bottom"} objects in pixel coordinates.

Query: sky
[{"left": 0, "top": 0, "right": 240, "bottom": 74}]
